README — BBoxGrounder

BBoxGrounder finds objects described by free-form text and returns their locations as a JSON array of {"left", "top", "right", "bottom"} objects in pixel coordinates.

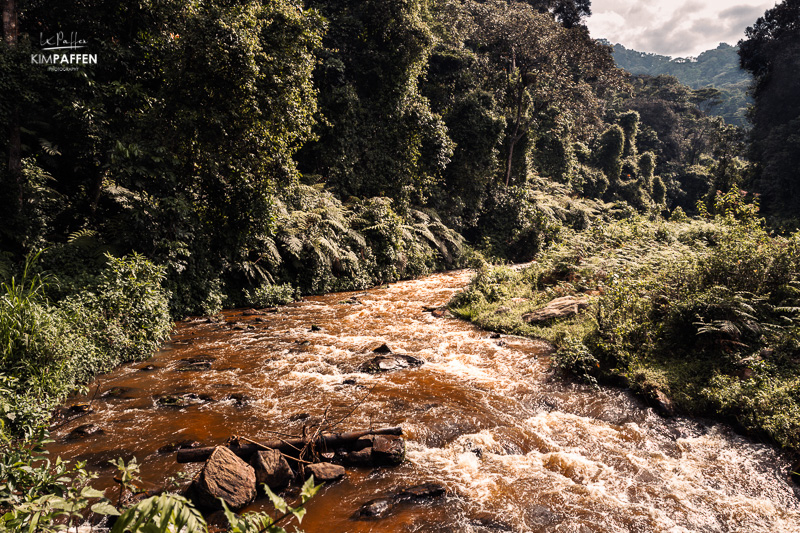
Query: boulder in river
[
  {"left": 250, "top": 448, "right": 293, "bottom": 490},
  {"left": 155, "top": 393, "right": 213, "bottom": 408},
  {"left": 372, "top": 435, "right": 405, "bottom": 466},
  {"left": 648, "top": 389, "right": 675, "bottom": 418},
  {"left": 359, "top": 354, "right": 424, "bottom": 373},
  {"left": 522, "top": 296, "right": 589, "bottom": 323},
  {"left": 176, "top": 356, "right": 215, "bottom": 372},
  {"left": 189, "top": 446, "right": 256, "bottom": 511},
  {"left": 306, "top": 462, "right": 345, "bottom": 483}
]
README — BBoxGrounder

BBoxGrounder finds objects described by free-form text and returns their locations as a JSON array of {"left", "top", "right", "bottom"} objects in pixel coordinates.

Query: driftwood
[{"left": 176, "top": 427, "right": 403, "bottom": 463}]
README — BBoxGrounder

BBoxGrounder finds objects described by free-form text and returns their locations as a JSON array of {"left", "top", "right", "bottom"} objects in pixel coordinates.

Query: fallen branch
[{"left": 176, "top": 427, "right": 403, "bottom": 463}]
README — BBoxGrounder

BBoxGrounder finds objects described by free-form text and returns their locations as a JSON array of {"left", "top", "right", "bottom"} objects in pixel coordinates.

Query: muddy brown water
[{"left": 50, "top": 270, "right": 800, "bottom": 532}]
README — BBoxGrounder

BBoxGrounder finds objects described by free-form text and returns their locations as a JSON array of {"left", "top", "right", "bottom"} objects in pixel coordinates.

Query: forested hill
[{"left": 611, "top": 42, "right": 751, "bottom": 126}]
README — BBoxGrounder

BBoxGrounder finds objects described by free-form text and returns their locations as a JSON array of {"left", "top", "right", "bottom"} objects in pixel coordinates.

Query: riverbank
[{"left": 449, "top": 198, "right": 800, "bottom": 458}]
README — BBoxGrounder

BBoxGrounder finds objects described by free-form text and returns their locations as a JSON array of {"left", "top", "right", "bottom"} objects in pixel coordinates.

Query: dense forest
[
  {"left": 611, "top": 42, "right": 752, "bottom": 126},
  {"left": 1, "top": 0, "right": 800, "bottom": 530}
]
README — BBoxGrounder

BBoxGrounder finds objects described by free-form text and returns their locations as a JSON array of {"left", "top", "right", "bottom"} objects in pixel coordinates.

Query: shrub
[
  {"left": 243, "top": 282, "right": 298, "bottom": 307},
  {"left": 0, "top": 253, "right": 171, "bottom": 416}
]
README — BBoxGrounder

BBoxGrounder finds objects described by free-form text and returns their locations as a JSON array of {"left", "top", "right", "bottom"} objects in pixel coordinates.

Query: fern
[
  {"left": 223, "top": 476, "right": 322, "bottom": 533},
  {"left": 110, "top": 493, "right": 207, "bottom": 533}
]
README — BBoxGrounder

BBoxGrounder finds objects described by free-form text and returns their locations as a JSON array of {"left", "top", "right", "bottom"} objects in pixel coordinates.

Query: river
[{"left": 49, "top": 269, "right": 800, "bottom": 532}]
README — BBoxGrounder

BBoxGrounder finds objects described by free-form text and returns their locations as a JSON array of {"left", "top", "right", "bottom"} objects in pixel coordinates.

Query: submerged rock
[
  {"left": 189, "top": 446, "right": 256, "bottom": 511},
  {"left": 352, "top": 482, "right": 446, "bottom": 520},
  {"left": 157, "top": 440, "right": 201, "bottom": 454},
  {"left": 101, "top": 387, "right": 134, "bottom": 399},
  {"left": 354, "top": 497, "right": 394, "bottom": 518},
  {"left": 359, "top": 354, "right": 424, "bottom": 373},
  {"left": 65, "top": 424, "right": 104, "bottom": 440},
  {"left": 522, "top": 296, "right": 589, "bottom": 323}
]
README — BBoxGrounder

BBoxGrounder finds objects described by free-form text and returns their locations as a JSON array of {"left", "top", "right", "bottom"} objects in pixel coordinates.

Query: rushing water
[{"left": 50, "top": 270, "right": 800, "bottom": 532}]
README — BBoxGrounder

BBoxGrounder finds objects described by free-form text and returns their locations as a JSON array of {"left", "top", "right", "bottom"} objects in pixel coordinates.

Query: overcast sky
[{"left": 585, "top": 0, "right": 777, "bottom": 57}]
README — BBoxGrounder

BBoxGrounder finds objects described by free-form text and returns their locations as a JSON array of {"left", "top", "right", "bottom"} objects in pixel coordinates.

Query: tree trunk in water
[{"left": 176, "top": 426, "right": 404, "bottom": 463}]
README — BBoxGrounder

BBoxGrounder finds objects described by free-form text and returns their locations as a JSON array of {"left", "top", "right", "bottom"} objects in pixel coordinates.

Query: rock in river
[
  {"left": 359, "top": 354, "right": 424, "bottom": 373},
  {"left": 306, "top": 462, "right": 345, "bottom": 483},
  {"left": 372, "top": 435, "right": 406, "bottom": 466},
  {"left": 353, "top": 482, "right": 447, "bottom": 520},
  {"left": 189, "top": 446, "right": 256, "bottom": 511},
  {"left": 65, "top": 424, "right": 104, "bottom": 440},
  {"left": 251, "top": 448, "right": 293, "bottom": 490}
]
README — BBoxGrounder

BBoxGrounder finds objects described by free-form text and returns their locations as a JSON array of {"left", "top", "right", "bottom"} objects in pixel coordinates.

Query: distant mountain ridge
[{"left": 610, "top": 42, "right": 752, "bottom": 126}]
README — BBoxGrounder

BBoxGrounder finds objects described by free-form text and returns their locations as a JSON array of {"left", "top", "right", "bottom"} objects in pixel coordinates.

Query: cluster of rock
[{"left": 183, "top": 430, "right": 406, "bottom": 512}]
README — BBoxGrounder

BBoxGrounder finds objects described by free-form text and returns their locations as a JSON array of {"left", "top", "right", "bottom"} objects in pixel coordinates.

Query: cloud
[{"left": 586, "top": 0, "right": 775, "bottom": 57}]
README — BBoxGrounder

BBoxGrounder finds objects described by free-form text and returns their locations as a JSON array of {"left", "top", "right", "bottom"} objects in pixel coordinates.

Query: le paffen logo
[{"left": 31, "top": 32, "right": 98, "bottom": 71}]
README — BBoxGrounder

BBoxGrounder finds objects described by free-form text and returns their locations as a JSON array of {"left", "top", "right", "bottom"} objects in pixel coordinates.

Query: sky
[{"left": 585, "top": 0, "right": 777, "bottom": 57}]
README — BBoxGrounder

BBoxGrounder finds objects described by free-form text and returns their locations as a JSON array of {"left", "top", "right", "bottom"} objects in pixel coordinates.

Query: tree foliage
[{"left": 739, "top": 0, "right": 800, "bottom": 215}]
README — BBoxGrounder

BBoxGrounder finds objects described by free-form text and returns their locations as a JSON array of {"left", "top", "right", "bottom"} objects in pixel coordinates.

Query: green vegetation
[
  {"left": 451, "top": 190, "right": 800, "bottom": 451},
  {"left": 739, "top": 0, "right": 800, "bottom": 218},
  {"left": 611, "top": 42, "right": 752, "bottom": 127}
]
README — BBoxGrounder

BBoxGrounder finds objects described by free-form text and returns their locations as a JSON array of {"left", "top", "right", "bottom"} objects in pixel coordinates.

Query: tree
[
  {"left": 739, "top": 0, "right": 800, "bottom": 214},
  {"left": 299, "top": 0, "right": 452, "bottom": 207},
  {"left": 465, "top": 0, "right": 619, "bottom": 186},
  {"left": 521, "top": 0, "right": 592, "bottom": 29}
]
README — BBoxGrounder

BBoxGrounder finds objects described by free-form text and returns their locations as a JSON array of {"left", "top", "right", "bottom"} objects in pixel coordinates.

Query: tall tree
[
  {"left": 739, "top": 0, "right": 800, "bottom": 214},
  {"left": 465, "top": 0, "right": 618, "bottom": 185}
]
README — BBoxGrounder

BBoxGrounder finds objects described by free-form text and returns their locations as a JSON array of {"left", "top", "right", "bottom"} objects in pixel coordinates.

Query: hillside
[{"left": 611, "top": 42, "right": 752, "bottom": 126}]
